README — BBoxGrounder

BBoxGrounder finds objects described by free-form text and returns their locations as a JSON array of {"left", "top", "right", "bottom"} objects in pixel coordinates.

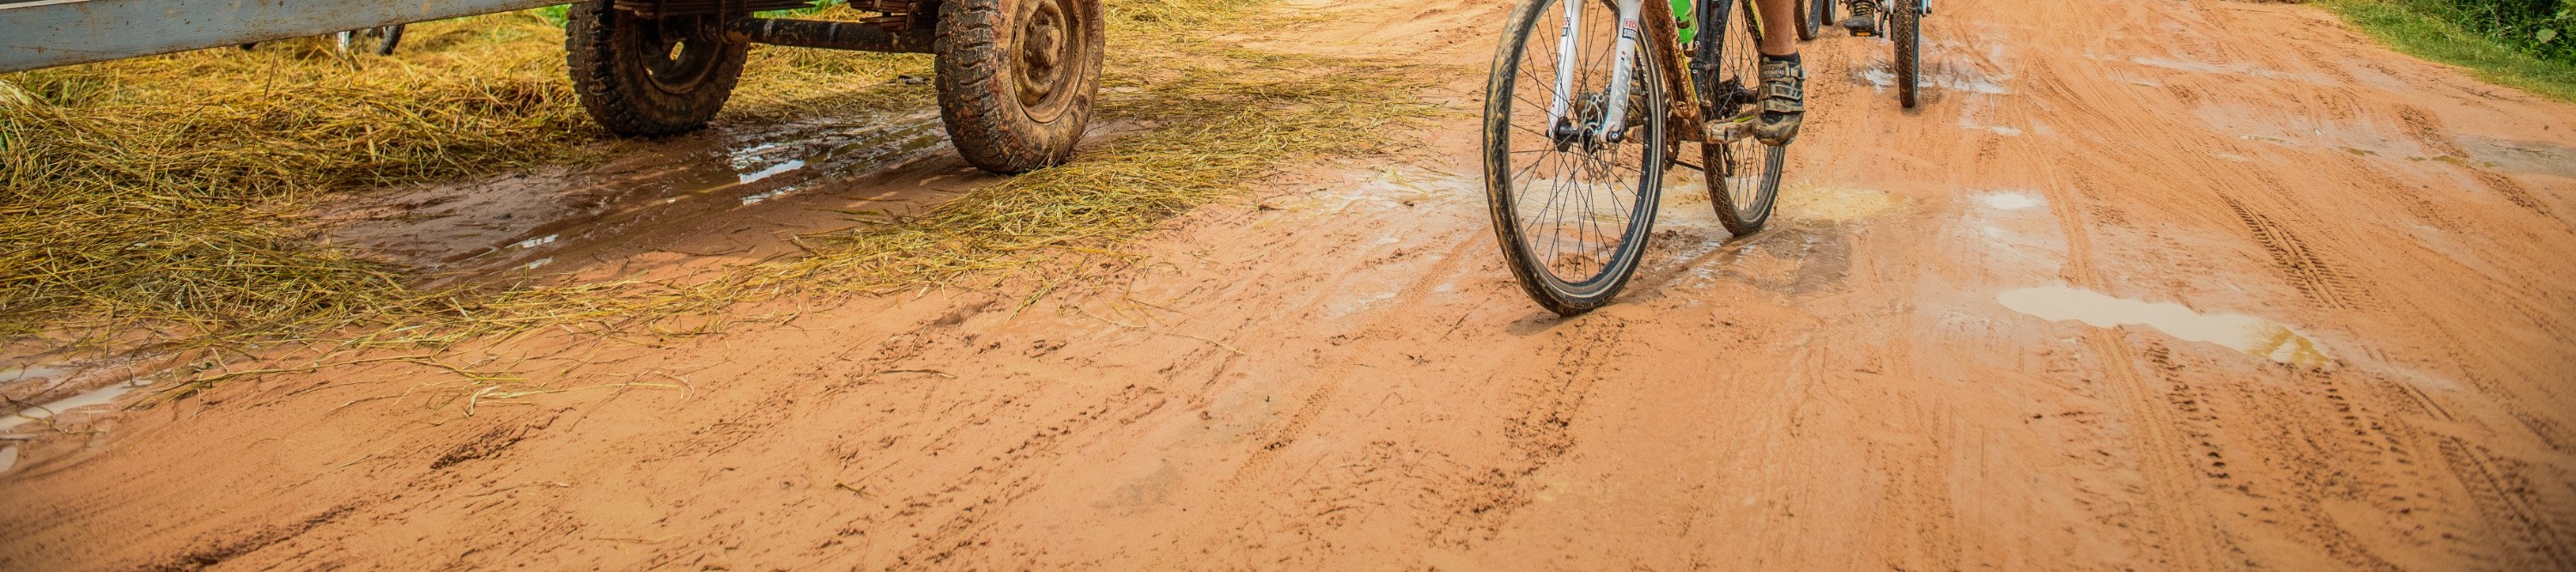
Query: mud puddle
[
  {"left": 2458, "top": 136, "right": 2576, "bottom": 180},
  {"left": 323, "top": 111, "right": 950, "bottom": 281},
  {"left": 2000, "top": 285, "right": 2330, "bottom": 367},
  {"left": 2, "top": 380, "right": 146, "bottom": 433}
]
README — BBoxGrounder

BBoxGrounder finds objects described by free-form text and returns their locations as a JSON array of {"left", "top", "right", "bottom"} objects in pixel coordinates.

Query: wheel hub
[
  {"left": 639, "top": 16, "right": 722, "bottom": 92},
  {"left": 1013, "top": 0, "right": 1077, "bottom": 116}
]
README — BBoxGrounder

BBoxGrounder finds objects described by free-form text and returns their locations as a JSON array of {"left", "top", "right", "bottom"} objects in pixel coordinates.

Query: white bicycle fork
[{"left": 1545, "top": 0, "right": 1650, "bottom": 145}]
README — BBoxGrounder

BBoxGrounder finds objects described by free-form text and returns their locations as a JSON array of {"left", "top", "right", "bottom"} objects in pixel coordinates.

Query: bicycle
[
  {"left": 1480, "top": 0, "right": 1787, "bottom": 315},
  {"left": 1834, "top": 0, "right": 1927, "bottom": 107}
]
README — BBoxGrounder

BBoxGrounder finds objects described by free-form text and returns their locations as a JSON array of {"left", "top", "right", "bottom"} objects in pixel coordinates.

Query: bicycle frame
[
  {"left": 1544, "top": 0, "right": 1705, "bottom": 145},
  {"left": 1868, "top": 0, "right": 1933, "bottom": 19}
]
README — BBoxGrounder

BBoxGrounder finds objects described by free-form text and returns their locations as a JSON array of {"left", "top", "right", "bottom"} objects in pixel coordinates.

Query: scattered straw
[{"left": 3, "top": 0, "right": 1443, "bottom": 405}]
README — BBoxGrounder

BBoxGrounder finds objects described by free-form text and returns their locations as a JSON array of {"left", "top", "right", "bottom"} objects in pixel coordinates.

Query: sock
[{"left": 1761, "top": 52, "right": 1801, "bottom": 64}]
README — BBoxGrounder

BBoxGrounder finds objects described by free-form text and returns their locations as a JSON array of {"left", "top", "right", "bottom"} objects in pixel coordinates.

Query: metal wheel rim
[
  {"left": 635, "top": 16, "right": 726, "bottom": 94},
  {"left": 1494, "top": 0, "right": 1663, "bottom": 290},
  {"left": 1012, "top": 0, "right": 1085, "bottom": 122}
]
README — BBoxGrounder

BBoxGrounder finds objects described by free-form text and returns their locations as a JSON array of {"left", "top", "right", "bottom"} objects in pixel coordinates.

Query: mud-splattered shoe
[
  {"left": 1753, "top": 55, "right": 1805, "bottom": 146},
  {"left": 1841, "top": 0, "right": 1878, "bottom": 36}
]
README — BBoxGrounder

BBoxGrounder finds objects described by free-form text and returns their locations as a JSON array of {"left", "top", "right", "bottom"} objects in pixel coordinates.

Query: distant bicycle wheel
[
  {"left": 1698, "top": 0, "right": 1785, "bottom": 236},
  {"left": 1894, "top": 0, "right": 1920, "bottom": 107},
  {"left": 1482, "top": 0, "right": 1669, "bottom": 315},
  {"left": 1795, "top": 0, "right": 1822, "bottom": 40}
]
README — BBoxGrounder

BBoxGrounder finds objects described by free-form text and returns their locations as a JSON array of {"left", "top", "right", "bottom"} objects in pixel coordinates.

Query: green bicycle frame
[{"left": 1672, "top": 0, "right": 1696, "bottom": 45}]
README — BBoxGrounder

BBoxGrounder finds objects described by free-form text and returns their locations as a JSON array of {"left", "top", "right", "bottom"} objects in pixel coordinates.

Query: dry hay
[
  {"left": 0, "top": 8, "right": 927, "bottom": 350},
  {"left": 4, "top": 0, "right": 1441, "bottom": 404}
]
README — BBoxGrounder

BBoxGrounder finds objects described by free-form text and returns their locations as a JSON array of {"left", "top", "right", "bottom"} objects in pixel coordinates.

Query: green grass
[{"left": 2321, "top": 0, "right": 2576, "bottom": 102}]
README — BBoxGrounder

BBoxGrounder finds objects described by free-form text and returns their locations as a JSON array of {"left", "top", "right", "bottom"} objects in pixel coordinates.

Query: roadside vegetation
[
  {"left": 2321, "top": 0, "right": 2576, "bottom": 101},
  {"left": 0, "top": 0, "right": 1433, "bottom": 380}
]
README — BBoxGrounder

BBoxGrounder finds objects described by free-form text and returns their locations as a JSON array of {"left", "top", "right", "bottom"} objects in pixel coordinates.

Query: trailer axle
[{"left": 730, "top": 17, "right": 937, "bottom": 54}]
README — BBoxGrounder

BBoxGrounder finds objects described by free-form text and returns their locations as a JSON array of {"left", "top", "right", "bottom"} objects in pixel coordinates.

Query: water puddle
[
  {"left": 326, "top": 110, "right": 948, "bottom": 277},
  {"left": 467, "top": 115, "right": 946, "bottom": 273},
  {"left": 1777, "top": 185, "right": 1904, "bottom": 222},
  {"left": 2120, "top": 56, "right": 2338, "bottom": 85},
  {"left": 1959, "top": 120, "right": 2022, "bottom": 136},
  {"left": 1856, "top": 68, "right": 2008, "bottom": 94},
  {"left": 2, "top": 380, "right": 148, "bottom": 431},
  {"left": 1, "top": 364, "right": 80, "bottom": 385},
  {"left": 2459, "top": 136, "right": 2576, "bottom": 180},
  {"left": 734, "top": 158, "right": 806, "bottom": 185},
  {"left": 1972, "top": 191, "right": 2042, "bottom": 210},
  {"left": 1999, "top": 286, "right": 2330, "bottom": 368}
]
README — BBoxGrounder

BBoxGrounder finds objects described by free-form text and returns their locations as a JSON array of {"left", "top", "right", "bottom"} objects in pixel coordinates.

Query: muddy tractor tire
[
  {"left": 933, "top": 0, "right": 1106, "bottom": 174},
  {"left": 565, "top": 0, "right": 749, "bottom": 137}
]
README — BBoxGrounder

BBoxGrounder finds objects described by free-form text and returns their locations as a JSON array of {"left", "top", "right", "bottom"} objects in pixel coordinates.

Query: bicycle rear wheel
[
  {"left": 1698, "top": 0, "right": 1785, "bottom": 236},
  {"left": 1482, "top": 0, "right": 1668, "bottom": 316},
  {"left": 1894, "top": 0, "right": 1920, "bottom": 107}
]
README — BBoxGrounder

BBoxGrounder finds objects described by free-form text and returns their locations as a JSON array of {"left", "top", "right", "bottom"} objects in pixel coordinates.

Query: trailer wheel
[
  {"left": 934, "top": 0, "right": 1104, "bottom": 173},
  {"left": 565, "top": 0, "right": 748, "bottom": 137}
]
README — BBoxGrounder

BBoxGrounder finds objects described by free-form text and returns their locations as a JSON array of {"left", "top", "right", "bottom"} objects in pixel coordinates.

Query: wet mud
[{"left": 3, "top": 0, "right": 2573, "bottom": 569}]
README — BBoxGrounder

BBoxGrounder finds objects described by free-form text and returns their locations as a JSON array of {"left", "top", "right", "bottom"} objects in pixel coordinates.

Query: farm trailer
[{"left": 0, "top": 0, "right": 1103, "bottom": 173}]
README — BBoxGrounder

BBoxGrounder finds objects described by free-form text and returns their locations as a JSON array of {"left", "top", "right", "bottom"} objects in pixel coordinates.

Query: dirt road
[{"left": 5, "top": 0, "right": 2574, "bottom": 569}]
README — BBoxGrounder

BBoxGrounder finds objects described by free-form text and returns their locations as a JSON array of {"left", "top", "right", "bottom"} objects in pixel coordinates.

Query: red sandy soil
[{"left": 4, "top": 0, "right": 2573, "bottom": 569}]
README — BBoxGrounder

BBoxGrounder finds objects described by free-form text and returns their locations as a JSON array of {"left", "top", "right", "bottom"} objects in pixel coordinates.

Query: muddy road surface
[{"left": 6, "top": 0, "right": 2575, "bottom": 569}]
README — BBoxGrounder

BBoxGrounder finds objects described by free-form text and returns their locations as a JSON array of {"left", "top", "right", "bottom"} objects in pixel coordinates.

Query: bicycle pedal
[{"left": 1704, "top": 120, "right": 1752, "bottom": 143}]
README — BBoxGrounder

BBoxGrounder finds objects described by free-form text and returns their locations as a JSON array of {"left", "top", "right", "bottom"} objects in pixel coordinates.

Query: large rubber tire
[
  {"left": 565, "top": 0, "right": 748, "bottom": 137},
  {"left": 1893, "top": 0, "right": 1920, "bottom": 107},
  {"left": 934, "top": 0, "right": 1106, "bottom": 174}
]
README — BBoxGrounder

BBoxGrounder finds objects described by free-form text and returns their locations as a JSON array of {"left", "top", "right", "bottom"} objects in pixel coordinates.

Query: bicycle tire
[
  {"left": 1793, "top": 0, "right": 1819, "bottom": 40},
  {"left": 1894, "top": 0, "right": 1919, "bottom": 107},
  {"left": 1482, "top": 0, "right": 1668, "bottom": 316},
  {"left": 1813, "top": 0, "right": 1833, "bottom": 38},
  {"left": 1699, "top": 0, "right": 1785, "bottom": 236}
]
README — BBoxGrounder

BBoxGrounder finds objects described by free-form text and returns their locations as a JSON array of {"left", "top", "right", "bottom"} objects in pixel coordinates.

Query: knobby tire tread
[
  {"left": 934, "top": 0, "right": 1104, "bottom": 174},
  {"left": 564, "top": 0, "right": 747, "bottom": 137}
]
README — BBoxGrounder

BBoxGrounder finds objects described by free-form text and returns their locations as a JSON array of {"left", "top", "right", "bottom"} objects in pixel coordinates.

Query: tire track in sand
[
  {"left": 1430, "top": 315, "right": 1631, "bottom": 546},
  {"left": 2020, "top": 79, "right": 2235, "bottom": 564},
  {"left": 2219, "top": 195, "right": 2366, "bottom": 310}
]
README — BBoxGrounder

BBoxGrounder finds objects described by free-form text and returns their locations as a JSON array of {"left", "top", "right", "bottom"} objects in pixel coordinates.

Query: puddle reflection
[{"left": 2000, "top": 285, "right": 2330, "bottom": 368}]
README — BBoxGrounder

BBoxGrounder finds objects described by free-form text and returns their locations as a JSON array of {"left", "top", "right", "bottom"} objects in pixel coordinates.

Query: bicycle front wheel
[
  {"left": 1482, "top": 0, "right": 1669, "bottom": 316},
  {"left": 1699, "top": 0, "right": 1786, "bottom": 236}
]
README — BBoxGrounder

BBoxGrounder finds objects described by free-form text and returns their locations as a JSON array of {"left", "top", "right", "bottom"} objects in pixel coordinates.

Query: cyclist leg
[{"left": 1751, "top": 0, "right": 1805, "bottom": 145}]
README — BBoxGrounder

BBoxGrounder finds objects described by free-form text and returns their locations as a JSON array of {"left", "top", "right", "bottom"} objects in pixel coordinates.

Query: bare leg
[
  {"left": 1754, "top": 0, "right": 1799, "bottom": 56},
  {"left": 1748, "top": 0, "right": 1805, "bottom": 145}
]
